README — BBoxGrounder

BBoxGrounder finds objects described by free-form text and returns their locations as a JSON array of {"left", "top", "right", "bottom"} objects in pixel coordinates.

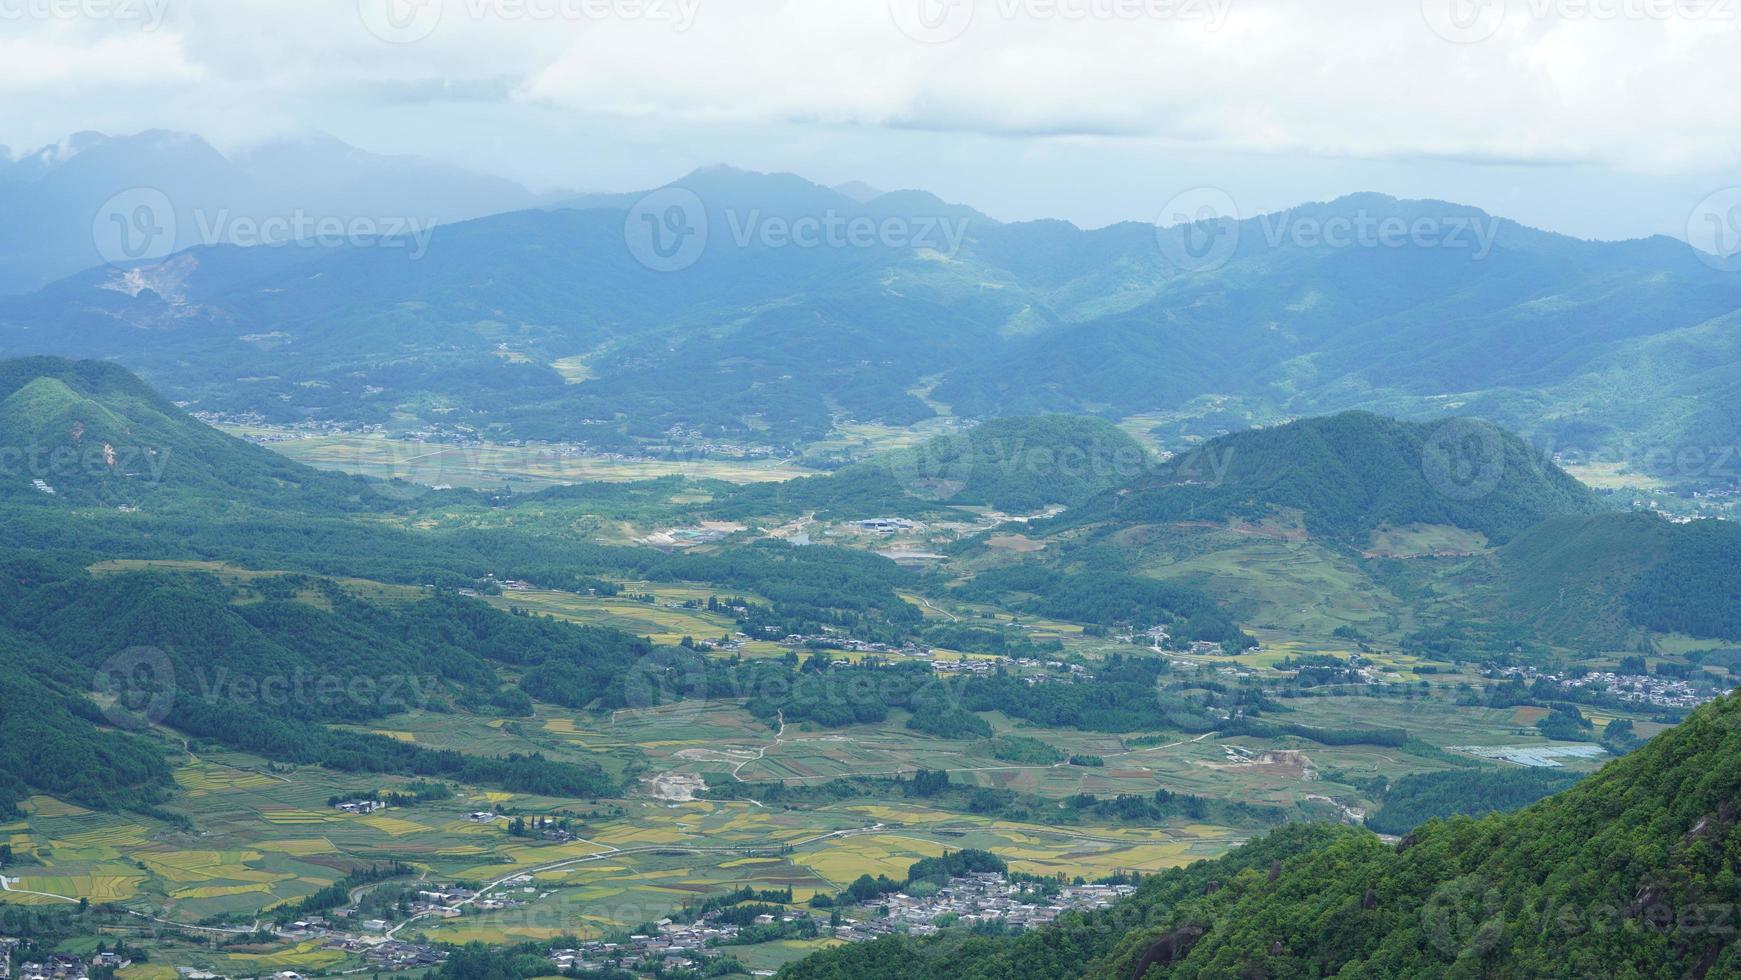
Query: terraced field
[{"left": 1, "top": 561, "right": 1665, "bottom": 980}]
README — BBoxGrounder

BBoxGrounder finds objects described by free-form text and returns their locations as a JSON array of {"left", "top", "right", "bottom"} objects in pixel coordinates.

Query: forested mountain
[
  {"left": 1480, "top": 512, "right": 1741, "bottom": 644},
  {"left": 1062, "top": 412, "right": 1606, "bottom": 546},
  {"left": 780, "top": 687, "right": 1741, "bottom": 979},
  {"left": 2, "top": 168, "right": 1738, "bottom": 468}
]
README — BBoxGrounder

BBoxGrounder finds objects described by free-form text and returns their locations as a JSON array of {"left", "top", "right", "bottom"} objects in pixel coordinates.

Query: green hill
[
  {"left": 1066, "top": 411, "right": 1606, "bottom": 546},
  {"left": 780, "top": 687, "right": 1741, "bottom": 979},
  {"left": 0, "top": 356, "right": 374, "bottom": 509},
  {"left": 1482, "top": 512, "right": 1741, "bottom": 645}
]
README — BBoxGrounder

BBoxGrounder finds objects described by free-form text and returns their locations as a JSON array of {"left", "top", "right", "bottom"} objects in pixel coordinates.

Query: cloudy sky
[{"left": 4, "top": 0, "right": 1739, "bottom": 241}]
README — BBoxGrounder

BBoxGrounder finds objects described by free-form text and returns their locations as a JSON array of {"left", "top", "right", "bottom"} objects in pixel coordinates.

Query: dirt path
[
  {"left": 730, "top": 711, "right": 786, "bottom": 779},
  {"left": 916, "top": 595, "right": 958, "bottom": 622},
  {"left": 1132, "top": 731, "right": 1217, "bottom": 752}
]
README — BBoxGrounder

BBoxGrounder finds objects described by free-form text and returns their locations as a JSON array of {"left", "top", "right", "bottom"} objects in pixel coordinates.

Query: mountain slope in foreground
[{"left": 782, "top": 687, "right": 1741, "bottom": 979}]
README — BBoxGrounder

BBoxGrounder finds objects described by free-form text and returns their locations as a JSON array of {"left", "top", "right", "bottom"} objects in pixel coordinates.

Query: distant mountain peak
[{"left": 831, "top": 180, "right": 884, "bottom": 203}]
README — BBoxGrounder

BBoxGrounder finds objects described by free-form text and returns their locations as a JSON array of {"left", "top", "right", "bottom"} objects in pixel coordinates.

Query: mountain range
[
  {"left": 1, "top": 157, "right": 1737, "bottom": 478},
  {"left": 0, "top": 130, "right": 553, "bottom": 296},
  {"left": 0, "top": 148, "right": 1738, "bottom": 478}
]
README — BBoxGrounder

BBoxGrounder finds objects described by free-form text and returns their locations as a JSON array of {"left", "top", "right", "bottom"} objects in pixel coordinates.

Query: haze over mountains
[
  {"left": 2, "top": 140, "right": 1738, "bottom": 482},
  {"left": 0, "top": 130, "right": 555, "bottom": 296}
]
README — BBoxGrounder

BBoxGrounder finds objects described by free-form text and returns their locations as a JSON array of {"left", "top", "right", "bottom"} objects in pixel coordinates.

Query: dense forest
[{"left": 0, "top": 559, "right": 651, "bottom": 805}]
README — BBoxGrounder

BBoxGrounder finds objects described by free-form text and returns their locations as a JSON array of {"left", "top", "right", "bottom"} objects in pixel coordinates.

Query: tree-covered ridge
[
  {"left": 1360, "top": 767, "right": 1584, "bottom": 835},
  {"left": 1488, "top": 512, "right": 1741, "bottom": 644},
  {"left": 782, "top": 688, "right": 1741, "bottom": 979},
  {"left": 1067, "top": 411, "right": 1605, "bottom": 546},
  {"left": 0, "top": 626, "right": 172, "bottom": 817},
  {"left": 0, "top": 558, "right": 655, "bottom": 804}
]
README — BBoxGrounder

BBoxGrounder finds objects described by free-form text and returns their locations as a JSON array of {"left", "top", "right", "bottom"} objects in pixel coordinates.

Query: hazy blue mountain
[
  {"left": 2, "top": 164, "right": 1738, "bottom": 467},
  {"left": 0, "top": 130, "right": 547, "bottom": 295}
]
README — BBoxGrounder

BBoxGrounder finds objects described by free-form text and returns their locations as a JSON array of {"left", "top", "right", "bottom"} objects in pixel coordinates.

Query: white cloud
[
  {"left": 2, "top": 0, "right": 1739, "bottom": 178},
  {"left": 0, "top": 28, "right": 196, "bottom": 93}
]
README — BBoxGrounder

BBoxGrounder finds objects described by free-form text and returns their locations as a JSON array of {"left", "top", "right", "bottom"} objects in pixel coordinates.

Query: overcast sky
[{"left": 4, "top": 0, "right": 1739, "bottom": 242}]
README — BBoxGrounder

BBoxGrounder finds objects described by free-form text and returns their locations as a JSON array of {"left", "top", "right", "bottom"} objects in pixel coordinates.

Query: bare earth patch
[{"left": 643, "top": 773, "right": 709, "bottom": 802}]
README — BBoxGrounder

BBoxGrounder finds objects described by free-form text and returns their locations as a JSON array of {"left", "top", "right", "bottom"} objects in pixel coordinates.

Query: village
[
  {"left": 2, "top": 950, "right": 132, "bottom": 980},
  {"left": 543, "top": 871, "right": 1131, "bottom": 975},
  {"left": 1488, "top": 664, "right": 1719, "bottom": 709},
  {"left": 838, "top": 873, "right": 1134, "bottom": 942}
]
